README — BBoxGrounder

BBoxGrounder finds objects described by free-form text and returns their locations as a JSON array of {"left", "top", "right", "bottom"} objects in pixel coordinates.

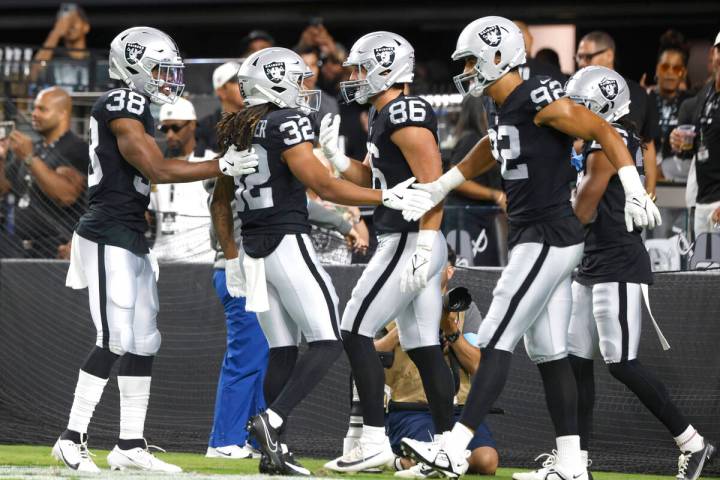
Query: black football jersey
[
  {"left": 235, "top": 108, "right": 313, "bottom": 257},
  {"left": 486, "top": 75, "right": 583, "bottom": 248},
  {"left": 577, "top": 125, "right": 653, "bottom": 285},
  {"left": 75, "top": 88, "right": 154, "bottom": 255},
  {"left": 367, "top": 94, "right": 438, "bottom": 234}
]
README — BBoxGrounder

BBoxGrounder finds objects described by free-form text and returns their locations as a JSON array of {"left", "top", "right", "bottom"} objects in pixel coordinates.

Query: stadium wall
[{"left": 0, "top": 260, "right": 718, "bottom": 475}]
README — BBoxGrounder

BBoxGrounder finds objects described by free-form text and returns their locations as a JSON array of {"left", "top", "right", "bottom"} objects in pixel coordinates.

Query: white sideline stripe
[{"left": 0, "top": 466, "right": 318, "bottom": 479}]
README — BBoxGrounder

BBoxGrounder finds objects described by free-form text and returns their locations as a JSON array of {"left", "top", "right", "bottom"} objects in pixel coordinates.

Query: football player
[
  {"left": 53, "top": 27, "right": 257, "bottom": 473},
  {"left": 319, "top": 32, "right": 455, "bottom": 473},
  {"left": 209, "top": 46, "right": 434, "bottom": 476},
  {"left": 517, "top": 66, "right": 712, "bottom": 480},
  {"left": 399, "top": 17, "right": 661, "bottom": 479}
]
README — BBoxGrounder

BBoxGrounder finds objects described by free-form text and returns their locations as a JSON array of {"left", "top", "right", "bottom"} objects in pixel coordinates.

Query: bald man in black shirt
[{"left": 1, "top": 87, "right": 88, "bottom": 258}]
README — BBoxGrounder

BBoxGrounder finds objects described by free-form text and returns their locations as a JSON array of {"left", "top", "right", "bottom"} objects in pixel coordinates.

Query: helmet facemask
[
  {"left": 147, "top": 61, "right": 185, "bottom": 105},
  {"left": 340, "top": 59, "right": 379, "bottom": 104},
  {"left": 294, "top": 71, "right": 321, "bottom": 114}
]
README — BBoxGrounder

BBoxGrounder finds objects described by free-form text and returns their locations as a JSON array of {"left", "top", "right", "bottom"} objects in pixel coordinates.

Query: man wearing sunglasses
[
  {"left": 149, "top": 97, "right": 215, "bottom": 262},
  {"left": 577, "top": 31, "right": 661, "bottom": 200}
]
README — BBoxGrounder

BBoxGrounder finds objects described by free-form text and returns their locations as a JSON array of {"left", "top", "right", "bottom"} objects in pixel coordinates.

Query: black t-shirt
[
  {"left": 486, "top": 75, "right": 583, "bottom": 248},
  {"left": 76, "top": 88, "right": 154, "bottom": 255},
  {"left": 9, "top": 131, "right": 89, "bottom": 243},
  {"left": 652, "top": 90, "right": 692, "bottom": 159},
  {"left": 236, "top": 108, "right": 313, "bottom": 257},
  {"left": 445, "top": 130, "right": 502, "bottom": 206},
  {"left": 340, "top": 101, "right": 370, "bottom": 161},
  {"left": 694, "top": 85, "right": 720, "bottom": 204},
  {"left": 196, "top": 109, "right": 222, "bottom": 153},
  {"left": 367, "top": 94, "right": 438, "bottom": 234},
  {"left": 626, "top": 78, "right": 661, "bottom": 143},
  {"left": 577, "top": 125, "right": 652, "bottom": 285}
]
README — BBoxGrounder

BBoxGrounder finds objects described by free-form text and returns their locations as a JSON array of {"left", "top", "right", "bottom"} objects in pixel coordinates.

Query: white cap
[
  {"left": 213, "top": 61, "right": 241, "bottom": 90},
  {"left": 715, "top": 30, "right": 720, "bottom": 47},
  {"left": 159, "top": 97, "right": 196, "bottom": 122}
]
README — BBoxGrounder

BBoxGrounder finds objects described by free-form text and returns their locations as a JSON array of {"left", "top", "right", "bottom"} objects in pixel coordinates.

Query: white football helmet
[
  {"left": 237, "top": 47, "right": 320, "bottom": 114},
  {"left": 340, "top": 31, "right": 415, "bottom": 104},
  {"left": 109, "top": 26, "right": 184, "bottom": 105},
  {"left": 452, "top": 16, "right": 526, "bottom": 97},
  {"left": 565, "top": 66, "right": 631, "bottom": 122}
]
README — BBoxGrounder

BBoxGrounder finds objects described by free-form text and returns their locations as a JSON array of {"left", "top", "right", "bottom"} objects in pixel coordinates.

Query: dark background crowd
[{"left": 0, "top": 0, "right": 719, "bottom": 269}]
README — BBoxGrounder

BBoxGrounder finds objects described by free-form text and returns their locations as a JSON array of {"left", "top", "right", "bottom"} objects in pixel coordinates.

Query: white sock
[
  {"left": 447, "top": 423, "right": 473, "bottom": 449},
  {"left": 361, "top": 424, "right": 386, "bottom": 444},
  {"left": 581, "top": 449, "right": 589, "bottom": 467},
  {"left": 266, "top": 408, "right": 284, "bottom": 430},
  {"left": 556, "top": 435, "right": 583, "bottom": 470},
  {"left": 675, "top": 425, "right": 704, "bottom": 453},
  {"left": 67, "top": 370, "right": 109, "bottom": 435},
  {"left": 444, "top": 422, "right": 473, "bottom": 462},
  {"left": 118, "top": 376, "right": 151, "bottom": 440}
]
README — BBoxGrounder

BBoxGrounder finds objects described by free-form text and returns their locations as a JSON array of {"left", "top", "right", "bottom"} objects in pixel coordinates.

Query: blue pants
[
  {"left": 208, "top": 269, "right": 269, "bottom": 448},
  {"left": 387, "top": 408, "right": 496, "bottom": 456}
]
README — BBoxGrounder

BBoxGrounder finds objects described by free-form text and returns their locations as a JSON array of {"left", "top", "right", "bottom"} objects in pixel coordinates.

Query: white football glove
[
  {"left": 400, "top": 230, "right": 436, "bottom": 293},
  {"left": 225, "top": 257, "right": 246, "bottom": 298},
  {"left": 403, "top": 167, "right": 468, "bottom": 222},
  {"left": 319, "top": 113, "right": 350, "bottom": 172},
  {"left": 381, "top": 177, "right": 435, "bottom": 219},
  {"left": 219, "top": 146, "right": 259, "bottom": 177},
  {"left": 618, "top": 166, "right": 662, "bottom": 232}
]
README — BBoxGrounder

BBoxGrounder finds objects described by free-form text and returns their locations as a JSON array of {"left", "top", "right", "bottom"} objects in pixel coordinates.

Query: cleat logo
[
  {"left": 125, "top": 42, "right": 146, "bottom": 65},
  {"left": 374, "top": 46, "right": 396, "bottom": 67},
  {"left": 264, "top": 62, "right": 286, "bottom": 84},
  {"left": 478, "top": 25, "right": 503, "bottom": 47},
  {"left": 598, "top": 78, "right": 619, "bottom": 100}
]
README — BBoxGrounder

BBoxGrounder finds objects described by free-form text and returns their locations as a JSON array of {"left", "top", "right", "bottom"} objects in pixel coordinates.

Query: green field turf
[{"left": 0, "top": 445, "right": 716, "bottom": 479}]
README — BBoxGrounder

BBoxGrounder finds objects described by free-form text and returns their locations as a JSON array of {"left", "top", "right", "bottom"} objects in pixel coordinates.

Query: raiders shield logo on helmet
[
  {"left": 374, "top": 46, "right": 396, "bottom": 68},
  {"left": 478, "top": 25, "right": 503, "bottom": 47},
  {"left": 264, "top": 61, "right": 286, "bottom": 84},
  {"left": 125, "top": 42, "right": 146, "bottom": 65},
  {"left": 598, "top": 78, "right": 619, "bottom": 100}
]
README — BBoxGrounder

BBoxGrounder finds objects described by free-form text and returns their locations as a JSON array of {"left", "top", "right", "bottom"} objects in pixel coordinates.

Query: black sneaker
[
  {"left": 259, "top": 452, "right": 276, "bottom": 474},
  {"left": 283, "top": 449, "right": 310, "bottom": 476},
  {"left": 258, "top": 448, "right": 310, "bottom": 476},
  {"left": 677, "top": 441, "right": 715, "bottom": 480},
  {"left": 247, "top": 413, "right": 284, "bottom": 472}
]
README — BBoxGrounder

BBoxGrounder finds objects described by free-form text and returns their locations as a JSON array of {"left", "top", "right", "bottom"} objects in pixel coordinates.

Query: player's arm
[
  {"left": 406, "top": 136, "right": 496, "bottom": 221},
  {"left": 210, "top": 175, "right": 239, "bottom": 259},
  {"left": 285, "top": 143, "right": 381, "bottom": 205},
  {"left": 284, "top": 143, "right": 432, "bottom": 215},
  {"left": 535, "top": 98, "right": 660, "bottom": 230},
  {"left": 535, "top": 98, "right": 635, "bottom": 170},
  {"left": 318, "top": 113, "right": 373, "bottom": 187},
  {"left": 574, "top": 150, "right": 615, "bottom": 224},
  {"left": 110, "top": 118, "right": 222, "bottom": 183},
  {"left": 391, "top": 126, "right": 443, "bottom": 230}
]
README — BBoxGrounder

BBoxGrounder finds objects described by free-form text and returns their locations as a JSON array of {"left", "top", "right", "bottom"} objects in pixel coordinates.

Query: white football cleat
[
  {"left": 513, "top": 450, "right": 589, "bottom": 480},
  {"left": 324, "top": 437, "right": 395, "bottom": 472},
  {"left": 107, "top": 443, "right": 182, "bottom": 473},
  {"left": 206, "top": 444, "right": 255, "bottom": 459},
  {"left": 400, "top": 436, "right": 468, "bottom": 478},
  {"left": 51, "top": 436, "right": 100, "bottom": 473},
  {"left": 395, "top": 462, "right": 441, "bottom": 478}
]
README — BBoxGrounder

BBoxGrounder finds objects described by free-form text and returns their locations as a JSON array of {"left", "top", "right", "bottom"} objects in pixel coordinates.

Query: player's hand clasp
[
  {"left": 219, "top": 146, "right": 260, "bottom": 177},
  {"left": 381, "top": 177, "right": 435, "bottom": 221}
]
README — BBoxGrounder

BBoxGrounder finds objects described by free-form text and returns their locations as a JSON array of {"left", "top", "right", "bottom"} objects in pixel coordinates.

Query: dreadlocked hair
[{"left": 216, "top": 103, "right": 277, "bottom": 156}]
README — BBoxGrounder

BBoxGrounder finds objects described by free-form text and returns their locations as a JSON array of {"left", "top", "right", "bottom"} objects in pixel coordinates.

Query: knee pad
[{"left": 131, "top": 329, "right": 161, "bottom": 356}]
